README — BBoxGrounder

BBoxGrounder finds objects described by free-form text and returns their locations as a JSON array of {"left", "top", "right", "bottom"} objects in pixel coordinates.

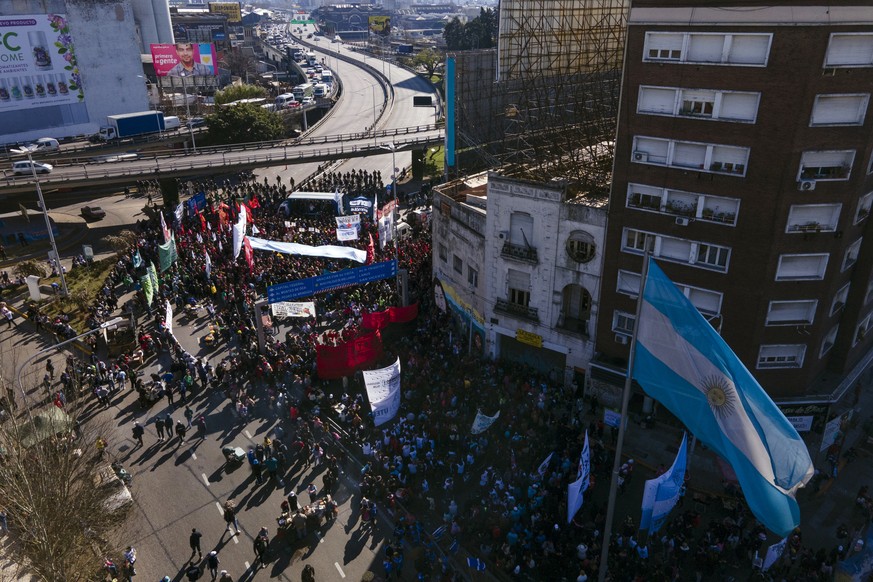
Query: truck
[
  {"left": 89, "top": 111, "right": 166, "bottom": 142},
  {"left": 292, "top": 83, "right": 314, "bottom": 101},
  {"left": 313, "top": 83, "right": 329, "bottom": 98}
]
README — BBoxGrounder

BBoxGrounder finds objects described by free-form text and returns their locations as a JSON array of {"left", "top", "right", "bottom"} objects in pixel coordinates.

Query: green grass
[{"left": 37, "top": 257, "right": 117, "bottom": 333}]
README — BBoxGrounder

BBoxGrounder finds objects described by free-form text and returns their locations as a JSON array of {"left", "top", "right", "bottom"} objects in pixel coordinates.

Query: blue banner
[
  {"left": 187, "top": 192, "right": 207, "bottom": 215},
  {"left": 267, "top": 260, "right": 397, "bottom": 303}
]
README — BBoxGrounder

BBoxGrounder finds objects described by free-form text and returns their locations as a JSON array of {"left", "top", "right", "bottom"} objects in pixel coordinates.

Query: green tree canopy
[
  {"left": 214, "top": 83, "right": 268, "bottom": 106},
  {"left": 207, "top": 103, "right": 285, "bottom": 145},
  {"left": 443, "top": 8, "right": 498, "bottom": 50},
  {"left": 413, "top": 47, "right": 445, "bottom": 79}
]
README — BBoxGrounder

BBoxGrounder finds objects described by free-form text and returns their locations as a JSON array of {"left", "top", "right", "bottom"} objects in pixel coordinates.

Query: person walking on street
[
  {"left": 189, "top": 527, "right": 203, "bottom": 561},
  {"left": 155, "top": 416, "right": 165, "bottom": 442},
  {"left": 223, "top": 500, "right": 240, "bottom": 535},
  {"left": 185, "top": 561, "right": 203, "bottom": 581},
  {"left": 176, "top": 419, "right": 188, "bottom": 444},
  {"left": 184, "top": 406, "right": 194, "bottom": 428},
  {"left": 302, "top": 564, "right": 316, "bottom": 582},
  {"left": 253, "top": 534, "right": 268, "bottom": 568},
  {"left": 206, "top": 550, "right": 220, "bottom": 580},
  {"left": 165, "top": 382, "right": 175, "bottom": 406},
  {"left": 164, "top": 415, "right": 175, "bottom": 439},
  {"left": 218, "top": 571, "right": 232, "bottom": 582},
  {"left": 131, "top": 422, "right": 144, "bottom": 449},
  {"left": 196, "top": 415, "right": 207, "bottom": 439}
]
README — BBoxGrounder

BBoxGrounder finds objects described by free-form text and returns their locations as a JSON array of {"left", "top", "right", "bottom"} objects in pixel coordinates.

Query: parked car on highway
[
  {"left": 12, "top": 160, "right": 52, "bottom": 175},
  {"left": 186, "top": 117, "right": 207, "bottom": 128},
  {"left": 81, "top": 206, "right": 106, "bottom": 220}
]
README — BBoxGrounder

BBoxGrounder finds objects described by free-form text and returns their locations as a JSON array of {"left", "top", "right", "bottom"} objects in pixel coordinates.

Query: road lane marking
[
  {"left": 201, "top": 473, "right": 209, "bottom": 486},
  {"left": 233, "top": 534, "right": 239, "bottom": 544},
  {"left": 191, "top": 452, "right": 197, "bottom": 460},
  {"left": 215, "top": 502, "right": 223, "bottom": 515},
  {"left": 245, "top": 561, "right": 251, "bottom": 571},
  {"left": 315, "top": 531, "right": 324, "bottom": 544},
  {"left": 334, "top": 563, "right": 346, "bottom": 578},
  {"left": 245, "top": 430, "right": 253, "bottom": 440}
]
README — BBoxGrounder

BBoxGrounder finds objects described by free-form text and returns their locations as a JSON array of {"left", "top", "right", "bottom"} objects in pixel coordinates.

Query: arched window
[{"left": 566, "top": 231, "right": 597, "bottom": 263}]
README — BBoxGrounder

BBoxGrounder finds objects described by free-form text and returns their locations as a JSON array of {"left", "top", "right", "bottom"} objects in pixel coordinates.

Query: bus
[{"left": 320, "top": 70, "right": 333, "bottom": 84}]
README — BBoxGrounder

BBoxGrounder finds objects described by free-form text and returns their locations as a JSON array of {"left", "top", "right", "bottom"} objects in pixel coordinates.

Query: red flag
[
  {"left": 366, "top": 233, "right": 375, "bottom": 265},
  {"left": 243, "top": 236, "right": 254, "bottom": 272},
  {"left": 248, "top": 194, "right": 260, "bottom": 209},
  {"left": 198, "top": 210, "right": 207, "bottom": 232},
  {"left": 242, "top": 202, "right": 253, "bottom": 224}
]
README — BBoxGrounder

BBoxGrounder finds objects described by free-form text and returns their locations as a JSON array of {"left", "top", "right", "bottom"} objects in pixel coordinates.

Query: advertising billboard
[
  {"left": 150, "top": 43, "right": 218, "bottom": 77},
  {"left": 368, "top": 16, "right": 391, "bottom": 36},
  {"left": 0, "top": 14, "right": 84, "bottom": 112},
  {"left": 208, "top": 2, "right": 242, "bottom": 23}
]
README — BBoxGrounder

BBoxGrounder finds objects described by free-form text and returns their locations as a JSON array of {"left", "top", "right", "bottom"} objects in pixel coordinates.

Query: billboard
[
  {"left": 368, "top": 16, "right": 391, "bottom": 36},
  {"left": 150, "top": 43, "right": 218, "bottom": 77},
  {"left": 208, "top": 2, "right": 242, "bottom": 23},
  {"left": 0, "top": 14, "right": 84, "bottom": 112}
]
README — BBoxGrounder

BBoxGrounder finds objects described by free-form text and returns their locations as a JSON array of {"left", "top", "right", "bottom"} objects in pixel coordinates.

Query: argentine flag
[{"left": 634, "top": 259, "right": 813, "bottom": 536}]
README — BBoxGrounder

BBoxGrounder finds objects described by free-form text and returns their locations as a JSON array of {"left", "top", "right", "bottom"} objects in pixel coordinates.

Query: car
[
  {"left": 12, "top": 160, "right": 52, "bottom": 175},
  {"left": 25, "top": 137, "right": 60, "bottom": 152},
  {"left": 186, "top": 117, "right": 207, "bottom": 129},
  {"left": 81, "top": 206, "right": 107, "bottom": 220}
]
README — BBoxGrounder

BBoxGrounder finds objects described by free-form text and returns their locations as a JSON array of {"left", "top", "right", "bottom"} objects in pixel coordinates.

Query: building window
[
  {"left": 843, "top": 239, "right": 862, "bottom": 271},
  {"left": 438, "top": 244, "right": 447, "bottom": 262},
  {"left": 613, "top": 310, "right": 635, "bottom": 335},
  {"left": 765, "top": 300, "right": 818, "bottom": 326},
  {"left": 855, "top": 191, "right": 873, "bottom": 224},
  {"left": 632, "top": 136, "right": 749, "bottom": 176},
  {"left": 622, "top": 229, "right": 731, "bottom": 273},
  {"left": 566, "top": 231, "right": 597, "bottom": 263},
  {"left": 855, "top": 314, "right": 873, "bottom": 346},
  {"left": 831, "top": 283, "right": 851, "bottom": 315},
  {"left": 616, "top": 270, "right": 723, "bottom": 316},
  {"left": 467, "top": 266, "right": 478, "bottom": 288},
  {"left": 799, "top": 150, "right": 855, "bottom": 181},
  {"left": 644, "top": 32, "right": 771, "bottom": 66},
  {"left": 617, "top": 270, "right": 642, "bottom": 297},
  {"left": 638, "top": 86, "right": 760, "bottom": 123},
  {"left": 509, "top": 212, "right": 534, "bottom": 248},
  {"left": 786, "top": 204, "right": 842, "bottom": 233},
  {"left": 696, "top": 243, "right": 730, "bottom": 271},
  {"left": 776, "top": 254, "right": 829, "bottom": 281},
  {"left": 507, "top": 269, "right": 531, "bottom": 307},
  {"left": 626, "top": 183, "right": 739, "bottom": 225},
  {"left": 821, "top": 325, "right": 839, "bottom": 357},
  {"left": 810, "top": 94, "right": 870, "bottom": 126},
  {"left": 757, "top": 345, "right": 806, "bottom": 369},
  {"left": 824, "top": 33, "right": 873, "bottom": 68},
  {"left": 453, "top": 255, "right": 463, "bottom": 274}
]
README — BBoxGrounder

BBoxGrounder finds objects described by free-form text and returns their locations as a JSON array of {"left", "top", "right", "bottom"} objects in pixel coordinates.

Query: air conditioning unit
[
  {"left": 675, "top": 217, "right": 690, "bottom": 226},
  {"left": 632, "top": 151, "right": 648, "bottom": 163},
  {"left": 799, "top": 179, "right": 817, "bottom": 191},
  {"left": 614, "top": 334, "right": 629, "bottom": 345},
  {"left": 498, "top": 231, "right": 508, "bottom": 240}
]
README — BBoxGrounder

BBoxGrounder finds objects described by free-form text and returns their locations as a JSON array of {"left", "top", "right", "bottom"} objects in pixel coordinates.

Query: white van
[
  {"left": 313, "top": 83, "right": 328, "bottom": 98},
  {"left": 275, "top": 93, "right": 297, "bottom": 109},
  {"left": 12, "top": 160, "right": 52, "bottom": 175},
  {"left": 163, "top": 116, "right": 181, "bottom": 131},
  {"left": 29, "top": 137, "right": 59, "bottom": 151}
]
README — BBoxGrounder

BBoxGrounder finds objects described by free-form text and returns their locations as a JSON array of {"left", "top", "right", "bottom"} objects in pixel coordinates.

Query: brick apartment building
[{"left": 594, "top": 0, "right": 873, "bottom": 410}]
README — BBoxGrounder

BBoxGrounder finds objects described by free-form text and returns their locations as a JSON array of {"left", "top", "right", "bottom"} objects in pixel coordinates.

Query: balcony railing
[
  {"left": 501, "top": 242, "right": 538, "bottom": 264},
  {"left": 495, "top": 298, "right": 539, "bottom": 322}
]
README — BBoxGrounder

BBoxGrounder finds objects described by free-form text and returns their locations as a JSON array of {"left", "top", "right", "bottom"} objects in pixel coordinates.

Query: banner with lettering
[
  {"left": 337, "top": 226, "right": 359, "bottom": 241},
  {"left": 315, "top": 330, "right": 384, "bottom": 379},
  {"left": 271, "top": 301, "right": 315, "bottom": 318},
  {"left": 363, "top": 358, "right": 401, "bottom": 427}
]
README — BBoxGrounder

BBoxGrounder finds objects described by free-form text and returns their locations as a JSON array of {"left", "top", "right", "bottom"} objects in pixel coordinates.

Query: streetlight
[
  {"left": 179, "top": 72, "right": 198, "bottom": 153},
  {"left": 16, "top": 317, "right": 124, "bottom": 403},
  {"left": 11, "top": 145, "right": 68, "bottom": 297},
  {"left": 371, "top": 84, "right": 378, "bottom": 146},
  {"left": 379, "top": 142, "right": 401, "bottom": 300}
]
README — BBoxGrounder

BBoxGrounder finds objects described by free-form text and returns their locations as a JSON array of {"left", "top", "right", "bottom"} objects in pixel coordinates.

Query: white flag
[
  {"left": 204, "top": 251, "right": 212, "bottom": 278},
  {"left": 640, "top": 433, "right": 688, "bottom": 533},
  {"left": 165, "top": 300, "right": 173, "bottom": 336},
  {"left": 763, "top": 537, "right": 788, "bottom": 571},
  {"left": 567, "top": 432, "right": 590, "bottom": 523},
  {"left": 537, "top": 452, "right": 554, "bottom": 479},
  {"left": 232, "top": 204, "right": 247, "bottom": 259},
  {"left": 471, "top": 410, "right": 500, "bottom": 434}
]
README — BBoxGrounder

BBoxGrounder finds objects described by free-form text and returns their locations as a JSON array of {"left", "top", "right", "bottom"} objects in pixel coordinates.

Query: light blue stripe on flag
[
  {"left": 640, "top": 432, "right": 687, "bottom": 533},
  {"left": 634, "top": 259, "right": 813, "bottom": 536}
]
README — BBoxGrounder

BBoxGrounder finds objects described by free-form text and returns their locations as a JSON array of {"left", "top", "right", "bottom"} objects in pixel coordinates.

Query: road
[{"left": 5, "top": 197, "right": 414, "bottom": 581}]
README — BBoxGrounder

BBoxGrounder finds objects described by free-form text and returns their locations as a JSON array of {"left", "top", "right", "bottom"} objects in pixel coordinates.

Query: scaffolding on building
[{"left": 451, "top": 0, "right": 629, "bottom": 202}]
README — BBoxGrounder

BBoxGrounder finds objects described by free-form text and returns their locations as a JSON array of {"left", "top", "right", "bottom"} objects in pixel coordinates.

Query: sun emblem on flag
[{"left": 703, "top": 376, "right": 737, "bottom": 420}]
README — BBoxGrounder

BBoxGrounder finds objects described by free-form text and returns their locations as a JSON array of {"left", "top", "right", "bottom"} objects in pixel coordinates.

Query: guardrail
[{"left": 1, "top": 132, "right": 444, "bottom": 189}]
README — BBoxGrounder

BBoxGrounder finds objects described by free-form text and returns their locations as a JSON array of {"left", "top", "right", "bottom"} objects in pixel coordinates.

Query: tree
[
  {"left": 14, "top": 260, "right": 47, "bottom": 279},
  {"left": 443, "top": 17, "right": 465, "bottom": 51},
  {"left": 102, "top": 230, "right": 138, "bottom": 255},
  {"left": 413, "top": 48, "right": 444, "bottom": 79},
  {"left": 442, "top": 8, "right": 498, "bottom": 50},
  {"left": 214, "top": 83, "right": 268, "bottom": 106},
  {"left": 220, "top": 47, "right": 259, "bottom": 81},
  {"left": 0, "top": 394, "right": 123, "bottom": 581},
  {"left": 207, "top": 103, "right": 285, "bottom": 145}
]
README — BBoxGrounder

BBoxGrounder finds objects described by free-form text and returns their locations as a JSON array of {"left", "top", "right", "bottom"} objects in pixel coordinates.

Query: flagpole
[{"left": 597, "top": 253, "right": 651, "bottom": 582}]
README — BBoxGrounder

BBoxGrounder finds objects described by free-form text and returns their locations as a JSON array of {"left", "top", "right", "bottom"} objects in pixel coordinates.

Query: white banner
[
  {"left": 763, "top": 537, "right": 787, "bottom": 571},
  {"left": 165, "top": 300, "right": 173, "bottom": 336},
  {"left": 337, "top": 226, "right": 359, "bottom": 241},
  {"left": 336, "top": 214, "right": 360, "bottom": 229},
  {"left": 248, "top": 236, "right": 366, "bottom": 263},
  {"left": 271, "top": 301, "right": 315, "bottom": 318},
  {"left": 471, "top": 409, "right": 500, "bottom": 434},
  {"left": 377, "top": 201, "right": 395, "bottom": 250},
  {"left": 232, "top": 204, "right": 247, "bottom": 259},
  {"left": 567, "top": 432, "right": 590, "bottom": 523},
  {"left": 363, "top": 358, "right": 401, "bottom": 427}
]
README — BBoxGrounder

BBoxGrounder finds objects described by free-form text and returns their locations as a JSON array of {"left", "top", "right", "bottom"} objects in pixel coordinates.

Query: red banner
[
  {"left": 362, "top": 303, "right": 420, "bottom": 330},
  {"left": 316, "top": 330, "right": 384, "bottom": 379}
]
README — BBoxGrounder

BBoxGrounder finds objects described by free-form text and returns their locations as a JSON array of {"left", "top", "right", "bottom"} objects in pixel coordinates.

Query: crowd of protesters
[{"left": 24, "top": 168, "right": 848, "bottom": 581}]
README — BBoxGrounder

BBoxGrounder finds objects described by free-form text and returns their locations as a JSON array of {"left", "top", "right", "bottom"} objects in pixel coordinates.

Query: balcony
[
  {"left": 495, "top": 298, "right": 539, "bottom": 323},
  {"left": 557, "top": 317, "right": 589, "bottom": 337},
  {"left": 501, "top": 242, "right": 538, "bottom": 264}
]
